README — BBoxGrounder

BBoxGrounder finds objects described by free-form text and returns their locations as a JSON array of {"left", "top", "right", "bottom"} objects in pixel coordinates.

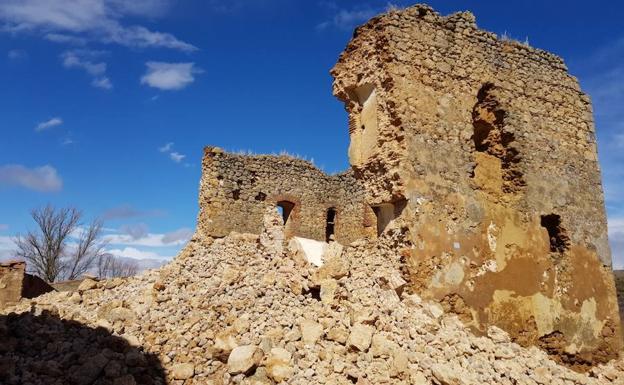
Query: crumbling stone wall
[
  {"left": 198, "top": 147, "right": 376, "bottom": 244},
  {"left": 331, "top": 4, "right": 621, "bottom": 366},
  {"left": 0, "top": 261, "right": 54, "bottom": 309}
]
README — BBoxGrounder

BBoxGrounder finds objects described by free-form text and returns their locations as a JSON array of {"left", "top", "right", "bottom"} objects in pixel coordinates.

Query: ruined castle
[{"left": 197, "top": 5, "right": 622, "bottom": 364}]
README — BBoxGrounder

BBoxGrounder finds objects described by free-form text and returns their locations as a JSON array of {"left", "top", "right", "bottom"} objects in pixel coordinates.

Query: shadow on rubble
[{"left": 0, "top": 310, "right": 167, "bottom": 385}]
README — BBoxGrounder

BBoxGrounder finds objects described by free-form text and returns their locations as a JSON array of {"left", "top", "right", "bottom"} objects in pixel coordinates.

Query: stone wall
[
  {"left": 197, "top": 147, "right": 376, "bottom": 245},
  {"left": 0, "top": 261, "right": 54, "bottom": 309},
  {"left": 192, "top": 4, "right": 621, "bottom": 366},
  {"left": 330, "top": 4, "right": 621, "bottom": 366}
]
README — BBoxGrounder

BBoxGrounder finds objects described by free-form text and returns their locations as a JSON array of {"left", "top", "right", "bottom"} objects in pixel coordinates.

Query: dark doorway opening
[
  {"left": 326, "top": 207, "right": 337, "bottom": 242},
  {"left": 540, "top": 214, "right": 570, "bottom": 253},
  {"left": 277, "top": 201, "right": 295, "bottom": 225}
]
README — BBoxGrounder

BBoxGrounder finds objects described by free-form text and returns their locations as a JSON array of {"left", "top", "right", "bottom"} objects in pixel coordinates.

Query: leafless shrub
[
  {"left": 14, "top": 205, "right": 107, "bottom": 282},
  {"left": 96, "top": 254, "right": 139, "bottom": 279}
]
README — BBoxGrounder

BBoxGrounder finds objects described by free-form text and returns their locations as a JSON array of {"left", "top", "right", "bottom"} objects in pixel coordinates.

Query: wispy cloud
[
  {"left": 0, "top": 164, "right": 62, "bottom": 192},
  {"left": 317, "top": 2, "right": 403, "bottom": 31},
  {"left": 158, "top": 142, "right": 187, "bottom": 165},
  {"left": 104, "top": 226, "right": 193, "bottom": 247},
  {"left": 162, "top": 227, "right": 193, "bottom": 243},
  {"left": 169, "top": 152, "right": 185, "bottom": 163},
  {"left": 141, "top": 62, "right": 202, "bottom": 91},
  {"left": 7, "top": 48, "right": 25, "bottom": 60},
  {"left": 101, "top": 204, "right": 165, "bottom": 221},
  {"left": 317, "top": 8, "right": 376, "bottom": 30},
  {"left": 61, "top": 49, "right": 112, "bottom": 89},
  {"left": 576, "top": 35, "right": 624, "bottom": 269},
  {"left": 45, "top": 33, "right": 87, "bottom": 45},
  {"left": 0, "top": 235, "right": 17, "bottom": 261},
  {"left": 35, "top": 117, "right": 63, "bottom": 132},
  {"left": 91, "top": 76, "right": 112, "bottom": 89},
  {"left": 0, "top": 0, "right": 196, "bottom": 52},
  {"left": 0, "top": 224, "right": 8, "bottom": 231},
  {"left": 61, "top": 137, "right": 75, "bottom": 146},
  {"left": 608, "top": 217, "right": 624, "bottom": 270},
  {"left": 159, "top": 142, "right": 173, "bottom": 153},
  {"left": 105, "top": 246, "right": 171, "bottom": 260},
  {"left": 120, "top": 223, "right": 150, "bottom": 240}
]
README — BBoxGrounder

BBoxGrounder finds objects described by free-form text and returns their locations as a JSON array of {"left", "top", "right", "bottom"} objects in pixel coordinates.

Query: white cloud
[
  {"left": 35, "top": 117, "right": 63, "bottom": 132},
  {"left": 609, "top": 217, "right": 624, "bottom": 234},
  {"left": 45, "top": 32, "right": 87, "bottom": 45},
  {"left": 159, "top": 142, "right": 173, "bottom": 152},
  {"left": 92, "top": 76, "right": 112, "bottom": 89},
  {"left": 169, "top": 152, "right": 186, "bottom": 163},
  {"left": 0, "top": 224, "right": 8, "bottom": 231},
  {"left": 608, "top": 217, "right": 624, "bottom": 270},
  {"left": 0, "top": 235, "right": 17, "bottom": 262},
  {"left": 7, "top": 48, "right": 25, "bottom": 59},
  {"left": 120, "top": 223, "right": 150, "bottom": 240},
  {"left": 140, "top": 62, "right": 201, "bottom": 91},
  {"left": 158, "top": 142, "right": 187, "bottom": 164},
  {"left": 0, "top": 164, "right": 62, "bottom": 192},
  {"left": 162, "top": 227, "right": 193, "bottom": 243},
  {"left": 103, "top": 226, "right": 192, "bottom": 247},
  {"left": 61, "top": 49, "right": 113, "bottom": 89},
  {"left": 101, "top": 204, "right": 165, "bottom": 220},
  {"left": 577, "top": 36, "right": 624, "bottom": 270},
  {"left": 62, "top": 137, "right": 75, "bottom": 146},
  {"left": 105, "top": 247, "right": 170, "bottom": 260},
  {"left": 62, "top": 50, "right": 106, "bottom": 75},
  {"left": 317, "top": 5, "right": 377, "bottom": 30},
  {"left": 0, "top": 0, "right": 196, "bottom": 52}
]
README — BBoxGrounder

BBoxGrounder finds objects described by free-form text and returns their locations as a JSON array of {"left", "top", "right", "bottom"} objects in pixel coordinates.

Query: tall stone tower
[{"left": 331, "top": 5, "right": 621, "bottom": 365}]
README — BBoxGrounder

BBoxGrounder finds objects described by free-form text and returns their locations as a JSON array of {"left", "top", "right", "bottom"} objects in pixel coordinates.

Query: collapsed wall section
[
  {"left": 197, "top": 147, "right": 376, "bottom": 244},
  {"left": 0, "top": 261, "right": 55, "bottom": 310},
  {"left": 331, "top": 4, "right": 621, "bottom": 366}
]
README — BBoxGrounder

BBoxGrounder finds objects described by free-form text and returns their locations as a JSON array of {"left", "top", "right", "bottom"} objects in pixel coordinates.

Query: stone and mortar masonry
[
  {"left": 197, "top": 147, "right": 376, "bottom": 245},
  {"left": 2, "top": 4, "right": 623, "bottom": 383},
  {"left": 0, "top": 261, "right": 54, "bottom": 310},
  {"left": 331, "top": 4, "right": 622, "bottom": 366}
]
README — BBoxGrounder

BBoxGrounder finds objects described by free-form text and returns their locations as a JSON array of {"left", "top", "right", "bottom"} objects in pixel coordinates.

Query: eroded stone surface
[
  {"left": 192, "top": 3, "right": 622, "bottom": 366},
  {"left": 1, "top": 4, "right": 622, "bottom": 383},
  {"left": 2, "top": 228, "right": 623, "bottom": 384}
]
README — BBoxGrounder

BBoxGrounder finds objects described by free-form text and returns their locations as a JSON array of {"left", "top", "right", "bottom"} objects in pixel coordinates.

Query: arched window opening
[
  {"left": 276, "top": 201, "right": 295, "bottom": 226},
  {"left": 326, "top": 207, "right": 337, "bottom": 242}
]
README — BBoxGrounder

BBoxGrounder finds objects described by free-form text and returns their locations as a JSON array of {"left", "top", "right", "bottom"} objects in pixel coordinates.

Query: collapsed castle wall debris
[
  {"left": 189, "top": 4, "right": 621, "bottom": 366},
  {"left": 331, "top": 4, "right": 621, "bottom": 365}
]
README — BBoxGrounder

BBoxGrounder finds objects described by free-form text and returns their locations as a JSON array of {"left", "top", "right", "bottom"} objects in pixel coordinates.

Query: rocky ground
[{"left": 1, "top": 210, "right": 623, "bottom": 385}]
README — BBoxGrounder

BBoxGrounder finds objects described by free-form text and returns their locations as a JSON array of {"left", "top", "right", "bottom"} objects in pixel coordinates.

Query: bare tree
[
  {"left": 97, "top": 254, "right": 139, "bottom": 279},
  {"left": 14, "top": 205, "right": 107, "bottom": 282}
]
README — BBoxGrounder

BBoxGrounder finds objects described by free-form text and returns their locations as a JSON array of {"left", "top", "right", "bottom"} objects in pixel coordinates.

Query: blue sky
[{"left": 0, "top": 0, "right": 622, "bottom": 268}]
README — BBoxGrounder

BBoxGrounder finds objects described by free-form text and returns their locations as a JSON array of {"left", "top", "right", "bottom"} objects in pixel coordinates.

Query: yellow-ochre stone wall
[
  {"left": 197, "top": 147, "right": 376, "bottom": 245},
  {"left": 198, "top": 4, "right": 622, "bottom": 367},
  {"left": 331, "top": 4, "right": 621, "bottom": 367}
]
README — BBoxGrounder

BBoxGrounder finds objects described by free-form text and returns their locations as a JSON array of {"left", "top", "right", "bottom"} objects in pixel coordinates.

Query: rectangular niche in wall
[
  {"left": 372, "top": 199, "right": 406, "bottom": 236},
  {"left": 348, "top": 83, "right": 378, "bottom": 167}
]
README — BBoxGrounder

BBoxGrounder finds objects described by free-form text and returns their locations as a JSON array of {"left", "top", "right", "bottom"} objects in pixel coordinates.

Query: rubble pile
[{"left": 1, "top": 212, "right": 623, "bottom": 384}]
